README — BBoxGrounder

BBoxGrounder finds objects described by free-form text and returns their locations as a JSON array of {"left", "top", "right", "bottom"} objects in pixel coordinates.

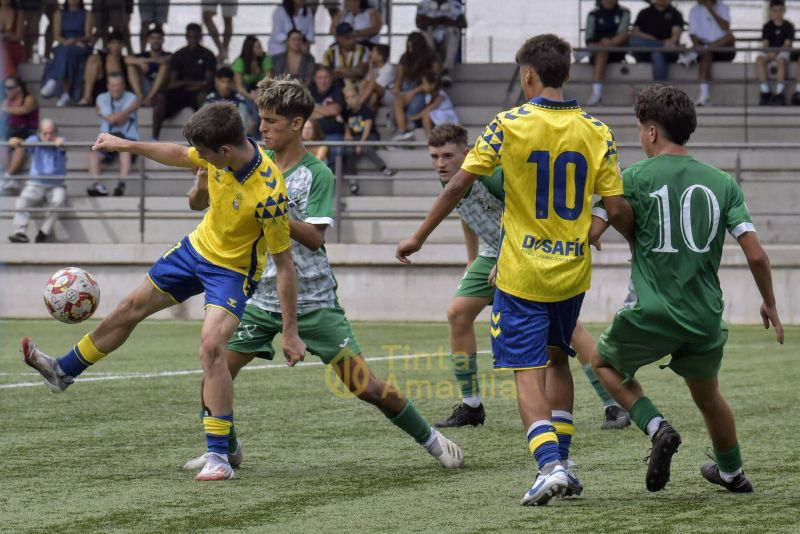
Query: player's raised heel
[
  {"left": 700, "top": 461, "right": 753, "bottom": 493},
  {"left": 601, "top": 405, "right": 631, "bottom": 430},
  {"left": 426, "top": 429, "right": 465, "bottom": 468},
  {"left": 184, "top": 440, "right": 244, "bottom": 470},
  {"left": 195, "top": 453, "right": 235, "bottom": 481},
  {"left": 434, "top": 403, "right": 485, "bottom": 428},
  {"left": 562, "top": 460, "right": 584, "bottom": 497},
  {"left": 521, "top": 463, "right": 568, "bottom": 506},
  {"left": 645, "top": 421, "right": 681, "bottom": 492},
  {"left": 21, "top": 337, "right": 74, "bottom": 393}
]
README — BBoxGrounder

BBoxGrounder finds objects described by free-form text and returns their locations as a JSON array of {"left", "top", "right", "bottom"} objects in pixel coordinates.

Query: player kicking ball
[
  {"left": 397, "top": 35, "right": 633, "bottom": 505},
  {"left": 427, "top": 124, "right": 630, "bottom": 431},
  {"left": 182, "top": 76, "right": 464, "bottom": 472},
  {"left": 590, "top": 84, "right": 784, "bottom": 493},
  {"left": 21, "top": 102, "right": 306, "bottom": 481}
]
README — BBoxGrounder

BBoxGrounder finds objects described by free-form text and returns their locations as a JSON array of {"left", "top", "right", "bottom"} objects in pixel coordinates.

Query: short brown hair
[
  {"left": 515, "top": 34, "right": 571, "bottom": 89},
  {"left": 635, "top": 84, "right": 697, "bottom": 146},
  {"left": 256, "top": 75, "right": 316, "bottom": 121},
  {"left": 428, "top": 123, "right": 469, "bottom": 148},
  {"left": 183, "top": 102, "right": 246, "bottom": 151}
]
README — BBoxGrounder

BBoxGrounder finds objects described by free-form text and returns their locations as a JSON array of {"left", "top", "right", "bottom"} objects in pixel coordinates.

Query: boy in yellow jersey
[
  {"left": 21, "top": 102, "right": 306, "bottom": 482},
  {"left": 397, "top": 34, "right": 634, "bottom": 505}
]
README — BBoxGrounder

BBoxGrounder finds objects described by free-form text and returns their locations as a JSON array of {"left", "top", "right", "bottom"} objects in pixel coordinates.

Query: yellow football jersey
[
  {"left": 462, "top": 97, "right": 623, "bottom": 302},
  {"left": 187, "top": 141, "right": 291, "bottom": 281}
]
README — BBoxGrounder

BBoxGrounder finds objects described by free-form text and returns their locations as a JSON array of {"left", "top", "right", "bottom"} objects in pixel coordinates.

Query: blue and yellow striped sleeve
[
  {"left": 462, "top": 115, "right": 504, "bottom": 177},
  {"left": 256, "top": 164, "right": 291, "bottom": 255}
]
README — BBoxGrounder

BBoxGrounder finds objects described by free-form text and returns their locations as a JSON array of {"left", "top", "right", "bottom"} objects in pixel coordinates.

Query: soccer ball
[{"left": 44, "top": 267, "right": 101, "bottom": 324}]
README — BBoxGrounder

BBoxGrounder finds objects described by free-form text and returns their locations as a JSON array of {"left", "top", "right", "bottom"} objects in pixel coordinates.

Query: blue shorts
[
  {"left": 147, "top": 237, "right": 254, "bottom": 320},
  {"left": 490, "top": 290, "right": 584, "bottom": 370}
]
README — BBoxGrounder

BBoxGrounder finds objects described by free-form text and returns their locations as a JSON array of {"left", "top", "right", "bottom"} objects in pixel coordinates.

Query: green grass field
[{"left": 1, "top": 320, "right": 797, "bottom": 533}]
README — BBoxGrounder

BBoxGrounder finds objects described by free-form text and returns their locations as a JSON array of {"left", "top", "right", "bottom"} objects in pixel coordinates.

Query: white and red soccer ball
[{"left": 43, "top": 267, "right": 100, "bottom": 324}]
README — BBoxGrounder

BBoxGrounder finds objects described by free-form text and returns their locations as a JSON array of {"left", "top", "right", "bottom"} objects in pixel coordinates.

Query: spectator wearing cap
[
  {"left": 323, "top": 22, "right": 370, "bottom": 87},
  {"left": 8, "top": 119, "right": 67, "bottom": 244},
  {"left": 684, "top": 0, "right": 736, "bottom": 106},
  {"left": 268, "top": 0, "right": 315, "bottom": 56},
  {"left": 126, "top": 26, "right": 171, "bottom": 109},
  {"left": 415, "top": 0, "right": 466, "bottom": 81},
  {"left": 331, "top": 0, "right": 382, "bottom": 46}
]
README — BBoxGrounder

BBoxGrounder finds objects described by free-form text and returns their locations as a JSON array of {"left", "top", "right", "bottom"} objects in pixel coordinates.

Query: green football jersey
[{"left": 621, "top": 154, "right": 754, "bottom": 334}]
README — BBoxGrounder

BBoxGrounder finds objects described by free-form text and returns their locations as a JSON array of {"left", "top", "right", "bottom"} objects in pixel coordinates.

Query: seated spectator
[
  {"left": 18, "top": 0, "right": 41, "bottom": 61},
  {"left": 1, "top": 0, "right": 25, "bottom": 77},
  {"left": 268, "top": 0, "right": 315, "bottom": 56},
  {"left": 331, "top": 0, "right": 382, "bottom": 46},
  {"left": 7, "top": 119, "right": 67, "bottom": 244},
  {"left": 629, "top": 0, "right": 684, "bottom": 81},
  {"left": 391, "top": 32, "right": 440, "bottom": 134},
  {"left": 152, "top": 23, "right": 215, "bottom": 140},
  {"left": 40, "top": 0, "right": 93, "bottom": 105},
  {"left": 303, "top": 119, "right": 329, "bottom": 162},
  {"left": 342, "top": 84, "right": 393, "bottom": 194},
  {"left": 687, "top": 0, "right": 735, "bottom": 106},
  {"left": 323, "top": 22, "right": 369, "bottom": 87},
  {"left": 2, "top": 76, "right": 39, "bottom": 194},
  {"left": 757, "top": 0, "right": 795, "bottom": 106},
  {"left": 126, "top": 26, "right": 171, "bottom": 108},
  {"left": 358, "top": 43, "right": 394, "bottom": 109},
  {"left": 205, "top": 67, "right": 257, "bottom": 137},
  {"left": 137, "top": 0, "right": 169, "bottom": 53},
  {"left": 415, "top": 0, "right": 465, "bottom": 83},
  {"left": 585, "top": 0, "right": 631, "bottom": 106},
  {"left": 42, "top": 0, "right": 58, "bottom": 59},
  {"left": 232, "top": 35, "right": 272, "bottom": 100},
  {"left": 393, "top": 70, "right": 457, "bottom": 139},
  {"left": 81, "top": 30, "right": 129, "bottom": 106},
  {"left": 271, "top": 29, "right": 317, "bottom": 86},
  {"left": 88, "top": 72, "right": 139, "bottom": 196},
  {"left": 92, "top": 0, "right": 131, "bottom": 53},
  {"left": 310, "top": 65, "right": 346, "bottom": 165},
  {"left": 201, "top": 0, "right": 236, "bottom": 62}
]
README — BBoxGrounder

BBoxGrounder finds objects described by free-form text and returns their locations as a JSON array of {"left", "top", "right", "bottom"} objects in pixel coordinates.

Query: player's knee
[
  {"left": 199, "top": 333, "right": 226, "bottom": 364},
  {"left": 446, "top": 302, "right": 471, "bottom": 327}
]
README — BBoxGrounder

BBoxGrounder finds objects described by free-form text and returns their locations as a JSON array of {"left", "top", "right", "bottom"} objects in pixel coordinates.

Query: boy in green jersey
[{"left": 591, "top": 84, "right": 784, "bottom": 494}]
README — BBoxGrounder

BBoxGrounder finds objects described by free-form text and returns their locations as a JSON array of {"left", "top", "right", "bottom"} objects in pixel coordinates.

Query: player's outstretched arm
[
  {"left": 272, "top": 248, "right": 307, "bottom": 365},
  {"left": 188, "top": 167, "right": 210, "bottom": 211},
  {"left": 738, "top": 232, "right": 784, "bottom": 344},
  {"left": 91, "top": 133, "right": 194, "bottom": 168},
  {"left": 396, "top": 168, "right": 478, "bottom": 264}
]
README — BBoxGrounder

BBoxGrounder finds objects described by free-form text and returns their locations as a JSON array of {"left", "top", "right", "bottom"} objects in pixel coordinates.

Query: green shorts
[
  {"left": 454, "top": 255, "right": 497, "bottom": 300},
  {"left": 227, "top": 304, "right": 361, "bottom": 364},
  {"left": 598, "top": 305, "right": 728, "bottom": 382}
]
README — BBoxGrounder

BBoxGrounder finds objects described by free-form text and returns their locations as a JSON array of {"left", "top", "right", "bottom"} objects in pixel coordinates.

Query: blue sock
[
  {"left": 204, "top": 414, "right": 233, "bottom": 455},
  {"left": 552, "top": 410, "right": 575, "bottom": 461},
  {"left": 57, "top": 347, "right": 91, "bottom": 377},
  {"left": 527, "top": 420, "right": 561, "bottom": 469}
]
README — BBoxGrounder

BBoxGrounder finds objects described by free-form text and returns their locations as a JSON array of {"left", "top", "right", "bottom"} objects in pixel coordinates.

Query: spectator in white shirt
[
  {"left": 415, "top": 0, "right": 466, "bottom": 81},
  {"left": 687, "top": 0, "right": 735, "bottom": 106},
  {"left": 358, "top": 43, "right": 394, "bottom": 109},
  {"left": 331, "top": 0, "right": 382, "bottom": 45},
  {"left": 268, "top": 0, "right": 316, "bottom": 56}
]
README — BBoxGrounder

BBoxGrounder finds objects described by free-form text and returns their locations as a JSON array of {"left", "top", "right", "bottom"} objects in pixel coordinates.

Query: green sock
[
  {"left": 389, "top": 400, "right": 432, "bottom": 444},
  {"left": 452, "top": 353, "right": 480, "bottom": 400},
  {"left": 581, "top": 362, "right": 615, "bottom": 408},
  {"left": 714, "top": 443, "right": 743, "bottom": 474},
  {"left": 201, "top": 406, "right": 238, "bottom": 453},
  {"left": 629, "top": 397, "right": 663, "bottom": 435}
]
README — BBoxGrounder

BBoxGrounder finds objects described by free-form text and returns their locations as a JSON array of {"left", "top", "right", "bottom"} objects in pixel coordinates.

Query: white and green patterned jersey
[
  {"left": 249, "top": 151, "right": 338, "bottom": 314},
  {"left": 451, "top": 167, "right": 504, "bottom": 258}
]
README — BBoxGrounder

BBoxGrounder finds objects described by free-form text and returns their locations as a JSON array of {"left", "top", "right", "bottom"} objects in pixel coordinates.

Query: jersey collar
[
  {"left": 529, "top": 96, "right": 580, "bottom": 110},
  {"left": 226, "top": 137, "right": 262, "bottom": 184}
]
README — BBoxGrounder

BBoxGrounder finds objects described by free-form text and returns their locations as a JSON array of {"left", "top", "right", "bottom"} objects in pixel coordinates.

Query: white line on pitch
[{"left": 0, "top": 350, "right": 493, "bottom": 390}]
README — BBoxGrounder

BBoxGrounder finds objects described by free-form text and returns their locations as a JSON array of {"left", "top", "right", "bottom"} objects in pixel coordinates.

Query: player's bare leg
[
  {"left": 572, "top": 322, "right": 630, "bottom": 429},
  {"left": 23, "top": 279, "right": 174, "bottom": 392},
  {"left": 592, "top": 353, "right": 681, "bottom": 492},
  {"left": 686, "top": 376, "right": 753, "bottom": 492},
  {"left": 436, "top": 296, "right": 490, "bottom": 428},
  {"left": 516, "top": 367, "right": 568, "bottom": 505}
]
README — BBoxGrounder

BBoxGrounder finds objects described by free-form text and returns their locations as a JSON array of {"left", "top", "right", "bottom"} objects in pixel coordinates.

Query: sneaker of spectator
[
  {"left": 89, "top": 73, "right": 139, "bottom": 197},
  {"left": 3, "top": 76, "right": 39, "bottom": 188},
  {"left": 688, "top": 0, "right": 736, "bottom": 107},
  {"left": 358, "top": 44, "right": 395, "bottom": 110},
  {"left": 584, "top": 0, "right": 631, "bottom": 106},
  {"left": 126, "top": 26, "right": 171, "bottom": 108},
  {"left": 415, "top": 0, "right": 466, "bottom": 77},
  {"left": 323, "top": 22, "right": 370, "bottom": 88},
  {"left": 331, "top": 0, "right": 382, "bottom": 47},
  {"left": 201, "top": 0, "right": 237, "bottom": 62},
  {"left": 8, "top": 119, "right": 68, "bottom": 244},
  {"left": 756, "top": 1, "right": 794, "bottom": 107},
  {"left": 138, "top": 0, "right": 169, "bottom": 53},
  {"left": 40, "top": 0, "right": 92, "bottom": 103}
]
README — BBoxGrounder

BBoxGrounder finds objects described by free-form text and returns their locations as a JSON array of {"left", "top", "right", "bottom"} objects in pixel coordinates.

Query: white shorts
[{"left": 202, "top": 0, "right": 238, "bottom": 17}]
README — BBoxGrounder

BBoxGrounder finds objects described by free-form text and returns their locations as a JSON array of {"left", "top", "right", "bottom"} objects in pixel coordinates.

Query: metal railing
[{"left": 2, "top": 138, "right": 798, "bottom": 245}]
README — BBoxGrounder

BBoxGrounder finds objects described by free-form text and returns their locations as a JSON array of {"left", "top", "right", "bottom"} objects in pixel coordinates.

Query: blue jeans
[
  {"left": 629, "top": 35, "right": 673, "bottom": 81},
  {"left": 324, "top": 132, "right": 345, "bottom": 169}
]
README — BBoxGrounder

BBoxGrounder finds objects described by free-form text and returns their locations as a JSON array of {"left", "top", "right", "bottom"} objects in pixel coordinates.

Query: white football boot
[{"left": 21, "top": 337, "right": 73, "bottom": 393}]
